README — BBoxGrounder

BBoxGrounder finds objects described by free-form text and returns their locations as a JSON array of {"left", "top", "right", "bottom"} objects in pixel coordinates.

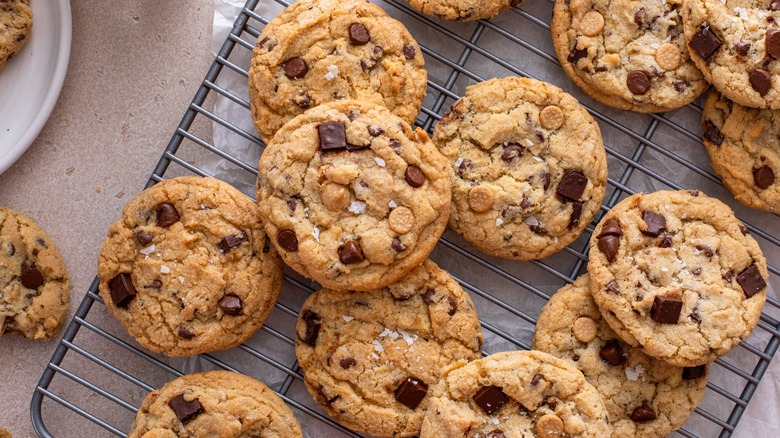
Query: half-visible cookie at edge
[
  {"left": 406, "top": 0, "right": 523, "bottom": 21},
  {"left": 0, "top": 0, "right": 32, "bottom": 71}
]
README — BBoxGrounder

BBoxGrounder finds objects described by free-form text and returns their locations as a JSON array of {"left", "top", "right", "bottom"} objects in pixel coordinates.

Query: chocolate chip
[
  {"left": 277, "top": 229, "right": 298, "bottom": 252},
  {"left": 634, "top": 8, "right": 646, "bottom": 27},
  {"left": 600, "top": 339, "right": 625, "bottom": 366},
  {"left": 295, "top": 93, "right": 311, "bottom": 108},
  {"left": 607, "top": 280, "right": 620, "bottom": 294},
  {"left": 530, "top": 373, "right": 541, "bottom": 386},
  {"left": 447, "top": 296, "right": 457, "bottom": 316},
  {"left": 641, "top": 211, "right": 666, "bottom": 237},
  {"left": 735, "top": 41, "right": 751, "bottom": 56},
  {"left": 5, "top": 242, "right": 15, "bottom": 256},
  {"left": 572, "top": 354, "right": 581, "bottom": 361},
  {"left": 21, "top": 266, "right": 44, "bottom": 290},
  {"left": 683, "top": 365, "right": 706, "bottom": 380},
  {"left": 32, "top": 249, "right": 38, "bottom": 256},
  {"left": 691, "top": 268, "right": 702, "bottom": 276},
  {"left": 737, "top": 264, "right": 767, "bottom": 298},
  {"left": 109, "top": 273, "right": 137, "bottom": 308},
  {"left": 456, "top": 158, "right": 473, "bottom": 174},
  {"left": 690, "top": 306, "right": 701, "bottom": 321},
  {"left": 156, "top": 203, "right": 179, "bottom": 227},
  {"left": 169, "top": 394, "right": 202, "bottom": 424},
  {"left": 598, "top": 235, "right": 620, "bottom": 263},
  {"left": 659, "top": 236, "right": 672, "bottom": 248},
  {"left": 136, "top": 230, "right": 153, "bottom": 246},
  {"left": 218, "top": 294, "right": 243, "bottom": 315},
  {"left": 348, "top": 23, "right": 370, "bottom": 45},
  {"left": 389, "top": 139, "right": 403, "bottom": 154},
  {"left": 723, "top": 270, "right": 735, "bottom": 283},
  {"left": 339, "top": 357, "right": 357, "bottom": 369},
  {"left": 543, "top": 396, "right": 558, "bottom": 409},
  {"left": 318, "top": 122, "right": 347, "bottom": 151},
  {"left": 403, "top": 44, "right": 416, "bottom": 59},
  {"left": 338, "top": 240, "right": 364, "bottom": 264},
  {"left": 283, "top": 57, "right": 308, "bottom": 79},
  {"left": 702, "top": 121, "right": 724, "bottom": 145},
  {"left": 501, "top": 142, "right": 524, "bottom": 162},
  {"left": 422, "top": 288, "right": 436, "bottom": 303},
  {"left": 598, "top": 218, "right": 623, "bottom": 237},
  {"left": 219, "top": 232, "right": 248, "bottom": 253},
  {"left": 750, "top": 68, "right": 771, "bottom": 96},
  {"left": 674, "top": 80, "right": 686, "bottom": 93},
  {"left": 256, "top": 36, "right": 268, "bottom": 48},
  {"left": 286, "top": 199, "right": 298, "bottom": 214},
  {"left": 767, "top": 28, "right": 780, "bottom": 59},
  {"left": 773, "top": 0, "right": 780, "bottom": 10},
  {"left": 177, "top": 326, "right": 195, "bottom": 339},
  {"left": 627, "top": 71, "right": 651, "bottom": 94},
  {"left": 520, "top": 197, "right": 533, "bottom": 210},
  {"left": 144, "top": 279, "right": 162, "bottom": 289},
  {"left": 567, "top": 47, "right": 588, "bottom": 64},
  {"left": 488, "top": 431, "right": 506, "bottom": 438},
  {"left": 301, "top": 310, "right": 321, "bottom": 346},
  {"left": 473, "top": 386, "right": 509, "bottom": 415},
  {"left": 630, "top": 403, "right": 657, "bottom": 422},
  {"left": 568, "top": 201, "right": 584, "bottom": 228},
  {"left": 529, "top": 225, "right": 548, "bottom": 235},
  {"left": 391, "top": 237, "right": 406, "bottom": 252},
  {"left": 541, "top": 171, "right": 552, "bottom": 190},
  {"left": 739, "top": 224, "right": 750, "bottom": 235},
  {"left": 695, "top": 244, "right": 714, "bottom": 258},
  {"left": 346, "top": 143, "right": 370, "bottom": 152},
  {"left": 405, "top": 165, "right": 426, "bottom": 187},
  {"left": 368, "top": 125, "right": 385, "bottom": 137},
  {"left": 394, "top": 377, "right": 428, "bottom": 409},
  {"left": 651, "top": 295, "right": 683, "bottom": 324},
  {"left": 753, "top": 165, "right": 775, "bottom": 189},
  {"left": 689, "top": 26, "right": 722, "bottom": 60},
  {"left": 556, "top": 170, "right": 588, "bottom": 201}
]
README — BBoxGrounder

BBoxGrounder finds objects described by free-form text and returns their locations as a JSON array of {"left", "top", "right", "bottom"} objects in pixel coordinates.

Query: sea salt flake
[
  {"left": 374, "top": 157, "right": 386, "bottom": 167},
  {"left": 525, "top": 215, "right": 540, "bottom": 227},
  {"left": 625, "top": 364, "right": 645, "bottom": 381},
  {"left": 371, "top": 353, "right": 380, "bottom": 360},
  {"left": 532, "top": 155, "right": 543, "bottom": 162},
  {"left": 160, "top": 265, "right": 171, "bottom": 274},
  {"left": 662, "top": 35, "right": 672, "bottom": 44},
  {"left": 178, "top": 276, "right": 185, "bottom": 284},
  {"left": 325, "top": 64, "right": 339, "bottom": 80},
  {"left": 524, "top": 138, "right": 533, "bottom": 147},
  {"left": 454, "top": 158, "right": 464, "bottom": 167},
  {"left": 650, "top": 43, "right": 659, "bottom": 49},
  {"left": 372, "top": 339, "right": 384, "bottom": 352},
  {"left": 495, "top": 218, "right": 504, "bottom": 227},
  {"left": 342, "top": 315, "right": 354, "bottom": 322},
  {"left": 389, "top": 200, "right": 397, "bottom": 209},
  {"left": 397, "top": 328, "right": 418, "bottom": 346},
  {"left": 348, "top": 201, "right": 367, "bottom": 214},
  {"left": 312, "top": 226, "right": 320, "bottom": 242},
  {"left": 140, "top": 244, "right": 156, "bottom": 256},
  {"left": 490, "top": 417, "right": 500, "bottom": 425},
  {"left": 661, "top": 266, "right": 669, "bottom": 272}
]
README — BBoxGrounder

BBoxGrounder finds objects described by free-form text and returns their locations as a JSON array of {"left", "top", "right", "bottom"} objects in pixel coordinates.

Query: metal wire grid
[{"left": 30, "top": 0, "right": 780, "bottom": 436}]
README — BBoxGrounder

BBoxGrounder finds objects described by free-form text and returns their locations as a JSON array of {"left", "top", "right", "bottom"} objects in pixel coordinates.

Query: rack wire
[{"left": 31, "top": 0, "right": 780, "bottom": 436}]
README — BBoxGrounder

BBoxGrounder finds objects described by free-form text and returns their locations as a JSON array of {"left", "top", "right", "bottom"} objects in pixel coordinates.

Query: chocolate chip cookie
[
  {"left": 406, "top": 0, "right": 522, "bottom": 21},
  {"left": 257, "top": 100, "right": 451, "bottom": 291},
  {"left": 534, "top": 274, "right": 708, "bottom": 437},
  {"left": 0, "top": 0, "right": 32, "bottom": 71},
  {"left": 702, "top": 90, "right": 779, "bottom": 212},
  {"left": 97, "top": 176, "right": 282, "bottom": 357},
  {"left": 433, "top": 76, "right": 607, "bottom": 260},
  {"left": 295, "top": 259, "right": 483, "bottom": 437},
  {"left": 248, "top": 0, "right": 427, "bottom": 142},
  {"left": 0, "top": 207, "right": 68, "bottom": 341},
  {"left": 683, "top": 0, "right": 780, "bottom": 109},
  {"left": 420, "top": 350, "right": 611, "bottom": 437},
  {"left": 588, "top": 190, "right": 768, "bottom": 367},
  {"left": 553, "top": 0, "right": 707, "bottom": 112},
  {"left": 128, "top": 370, "right": 303, "bottom": 437}
]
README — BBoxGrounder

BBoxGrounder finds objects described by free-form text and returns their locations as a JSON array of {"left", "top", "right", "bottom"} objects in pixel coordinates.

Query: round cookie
[
  {"left": 433, "top": 76, "right": 607, "bottom": 260},
  {"left": 533, "top": 274, "right": 708, "bottom": 438},
  {"left": 294, "top": 260, "right": 483, "bottom": 437},
  {"left": 0, "top": 207, "right": 69, "bottom": 341},
  {"left": 248, "top": 0, "right": 427, "bottom": 142},
  {"left": 405, "top": 0, "right": 522, "bottom": 21},
  {"left": 0, "top": 0, "right": 32, "bottom": 71},
  {"left": 588, "top": 190, "right": 768, "bottom": 367},
  {"left": 97, "top": 176, "right": 282, "bottom": 357},
  {"left": 257, "top": 100, "right": 451, "bottom": 291},
  {"left": 702, "top": 90, "right": 780, "bottom": 213},
  {"left": 128, "top": 370, "right": 303, "bottom": 437},
  {"left": 420, "top": 350, "right": 611, "bottom": 437},
  {"left": 552, "top": 0, "right": 707, "bottom": 112},
  {"left": 683, "top": 0, "right": 780, "bottom": 109}
]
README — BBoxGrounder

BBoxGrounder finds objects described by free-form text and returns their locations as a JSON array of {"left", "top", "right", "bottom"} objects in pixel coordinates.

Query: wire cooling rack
[{"left": 31, "top": 0, "right": 780, "bottom": 436}]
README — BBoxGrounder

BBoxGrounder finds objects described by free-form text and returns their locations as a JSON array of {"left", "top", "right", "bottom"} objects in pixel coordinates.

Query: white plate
[{"left": 0, "top": 0, "right": 71, "bottom": 175}]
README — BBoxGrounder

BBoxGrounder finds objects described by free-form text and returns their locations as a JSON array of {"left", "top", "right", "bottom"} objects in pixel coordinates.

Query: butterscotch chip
[
  {"left": 468, "top": 185, "right": 495, "bottom": 213},
  {"left": 388, "top": 206, "right": 415, "bottom": 234},
  {"left": 536, "top": 414, "right": 565, "bottom": 437},
  {"left": 572, "top": 316, "right": 598, "bottom": 342},
  {"left": 321, "top": 183, "right": 351, "bottom": 211},
  {"left": 655, "top": 43, "right": 681, "bottom": 71},
  {"left": 540, "top": 105, "right": 565, "bottom": 130},
  {"left": 579, "top": 11, "right": 604, "bottom": 37}
]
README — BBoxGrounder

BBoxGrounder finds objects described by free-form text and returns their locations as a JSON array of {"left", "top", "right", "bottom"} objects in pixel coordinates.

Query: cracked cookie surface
[
  {"left": 0, "top": 0, "right": 32, "bottom": 71},
  {"left": 97, "top": 176, "right": 282, "bottom": 357},
  {"left": 257, "top": 100, "right": 451, "bottom": 291},
  {"left": 553, "top": 0, "right": 707, "bottom": 112},
  {"left": 128, "top": 370, "right": 303, "bottom": 437},
  {"left": 420, "top": 350, "right": 611, "bottom": 437},
  {"left": 295, "top": 260, "right": 483, "bottom": 437},
  {"left": 433, "top": 76, "right": 607, "bottom": 260},
  {"left": 534, "top": 274, "right": 708, "bottom": 438},
  {"left": 0, "top": 207, "right": 68, "bottom": 341},
  {"left": 248, "top": 0, "right": 427, "bottom": 142},
  {"left": 702, "top": 90, "right": 780, "bottom": 212},
  {"left": 588, "top": 190, "right": 767, "bottom": 367},
  {"left": 406, "top": 0, "right": 522, "bottom": 21}
]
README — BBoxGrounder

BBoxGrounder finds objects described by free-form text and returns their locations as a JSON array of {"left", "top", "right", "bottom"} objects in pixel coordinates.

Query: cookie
[
  {"left": 0, "top": 429, "right": 9, "bottom": 438},
  {"left": 0, "top": 207, "right": 69, "bottom": 341},
  {"left": 420, "top": 350, "right": 611, "bottom": 437},
  {"left": 127, "top": 370, "right": 303, "bottom": 437},
  {"left": 0, "top": 0, "right": 32, "bottom": 71},
  {"left": 405, "top": 0, "right": 522, "bottom": 21},
  {"left": 295, "top": 259, "right": 483, "bottom": 437},
  {"left": 588, "top": 190, "right": 768, "bottom": 367},
  {"left": 97, "top": 176, "right": 282, "bottom": 357},
  {"left": 701, "top": 90, "right": 780, "bottom": 212},
  {"left": 552, "top": 0, "right": 707, "bottom": 112},
  {"left": 534, "top": 274, "right": 708, "bottom": 437},
  {"left": 257, "top": 100, "right": 451, "bottom": 291},
  {"left": 683, "top": 0, "right": 780, "bottom": 109},
  {"left": 433, "top": 76, "right": 607, "bottom": 260},
  {"left": 248, "top": 0, "right": 427, "bottom": 142}
]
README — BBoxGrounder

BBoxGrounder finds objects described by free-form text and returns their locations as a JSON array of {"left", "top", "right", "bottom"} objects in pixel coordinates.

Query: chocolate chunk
[
  {"left": 739, "top": 224, "right": 750, "bottom": 235},
  {"left": 607, "top": 280, "right": 620, "bottom": 294},
  {"left": 5, "top": 242, "right": 14, "bottom": 256},
  {"left": 488, "top": 431, "right": 506, "bottom": 438},
  {"left": 520, "top": 197, "right": 533, "bottom": 210},
  {"left": 218, "top": 294, "right": 243, "bottom": 315},
  {"left": 405, "top": 165, "right": 426, "bottom": 187},
  {"left": 277, "top": 229, "right": 298, "bottom": 252},
  {"left": 348, "top": 23, "right": 370, "bottom": 45},
  {"left": 109, "top": 273, "right": 137, "bottom": 308},
  {"left": 598, "top": 235, "right": 620, "bottom": 263},
  {"left": 723, "top": 270, "right": 735, "bottom": 283},
  {"left": 391, "top": 237, "right": 406, "bottom": 252},
  {"left": 169, "top": 394, "right": 203, "bottom": 424},
  {"left": 773, "top": 0, "right": 780, "bottom": 10},
  {"left": 630, "top": 404, "right": 657, "bottom": 422},
  {"left": 753, "top": 165, "right": 775, "bottom": 189},
  {"left": 541, "top": 171, "right": 552, "bottom": 190},
  {"left": 543, "top": 396, "right": 558, "bottom": 409},
  {"left": 301, "top": 310, "right": 321, "bottom": 346},
  {"left": 368, "top": 125, "right": 385, "bottom": 137},
  {"left": 35, "top": 238, "right": 47, "bottom": 248},
  {"left": 219, "top": 232, "right": 248, "bottom": 253},
  {"left": 144, "top": 279, "right": 162, "bottom": 289},
  {"left": 691, "top": 268, "right": 702, "bottom": 276},
  {"left": 674, "top": 80, "right": 686, "bottom": 93},
  {"left": 389, "top": 139, "right": 403, "bottom": 154},
  {"left": 256, "top": 36, "right": 268, "bottom": 48},
  {"left": 702, "top": 122, "right": 724, "bottom": 145},
  {"left": 339, "top": 357, "right": 357, "bottom": 369},
  {"left": 473, "top": 386, "right": 509, "bottom": 415},
  {"left": 501, "top": 142, "right": 525, "bottom": 162},
  {"left": 735, "top": 41, "right": 751, "bottom": 56},
  {"left": 338, "top": 240, "right": 364, "bottom": 264},
  {"left": 556, "top": 170, "right": 588, "bottom": 201},
  {"left": 296, "top": 93, "right": 311, "bottom": 108},
  {"left": 21, "top": 266, "right": 44, "bottom": 290},
  {"left": 318, "top": 122, "right": 347, "bottom": 151},
  {"left": 403, "top": 44, "right": 416, "bottom": 59},
  {"left": 568, "top": 201, "right": 584, "bottom": 228},
  {"left": 177, "top": 326, "right": 195, "bottom": 339},
  {"left": 683, "top": 365, "right": 706, "bottom": 380},
  {"left": 659, "top": 236, "right": 672, "bottom": 248},
  {"left": 422, "top": 288, "right": 436, "bottom": 303},
  {"left": 283, "top": 57, "right": 308, "bottom": 79},
  {"left": 394, "top": 377, "right": 428, "bottom": 409},
  {"left": 690, "top": 306, "right": 701, "bottom": 321},
  {"left": 767, "top": 28, "right": 780, "bottom": 59},
  {"left": 529, "top": 225, "right": 548, "bottom": 235},
  {"left": 687, "top": 190, "right": 700, "bottom": 197},
  {"left": 627, "top": 71, "right": 651, "bottom": 95},
  {"left": 572, "top": 354, "right": 581, "bottom": 361},
  {"left": 346, "top": 143, "right": 370, "bottom": 152},
  {"left": 641, "top": 211, "right": 666, "bottom": 237},
  {"left": 447, "top": 296, "right": 457, "bottom": 316},
  {"left": 651, "top": 296, "right": 683, "bottom": 324},
  {"left": 136, "top": 230, "right": 153, "bottom": 246},
  {"left": 286, "top": 199, "right": 298, "bottom": 213},
  {"left": 600, "top": 339, "right": 625, "bottom": 366},
  {"left": 689, "top": 26, "right": 722, "bottom": 60},
  {"left": 156, "top": 203, "right": 179, "bottom": 227},
  {"left": 598, "top": 218, "right": 623, "bottom": 237},
  {"left": 750, "top": 68, "right": 771, "bottom": 96},
  {"left": 737, "top": 264, "right": 767, "bottom": 297},
  {"left": 634, "top": 8, "right": 646, "bottom": 27},
  {"left": 530, "top": 373, "right": 541, "bottom": 386},
  {"left": 695, "top": 244, "right": 714, "bottom": 258},
  {"left": 567, "top": 47, "right": 588, "bottom": 64}
]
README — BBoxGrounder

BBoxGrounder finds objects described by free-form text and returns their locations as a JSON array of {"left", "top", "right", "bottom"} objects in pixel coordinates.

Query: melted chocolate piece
[
  {"left": 277, "top": 229, "right": 298, "bottom": 252},
  {"left": 767, "top": 28, "right": 780, "bottom": 59},
  {"left": 394, "top": 377, "right": 428, "bottom": 409},
  {"left": 689, "top": 26, "right": 722, "bottom": 60},
  {"left": 600, "top": 339, "right": 625, "bottom": 366},
  {"left": 338, "top": 240, "right": 364, "bottom": 264},
  {"left": 641, "top": 211, "right": 666, "bottom": 237},
  {"left": 598, "top": 235, "right": 620, "bottom": 263},
  {"left": 177, "top": 326, "right": 195, "bottom": 339},
  {"left": 567, "top": 47, "right": 588, "bottom": 64},
  {"left": 391, "top": 237, "right": 406, "bottom": 252},
  {"left": 218, "top": 294, "right": 243, "bottom": 315},
  {"left": 630, "top": 404, "right": 657, "bottom": 422},
  {"left": 737, "top": 264, "right": 767, "bottom": 297},
  {"left": 627, "top": 71, "right": 651, "bottom": 95},
  {"left": 339, "top": 357, "right": 357, "bottom": 369},
  {"left": 301, "top": 310, "right": 321, "bottom": 346},
  {"left": 735, "top": 41, "right": 751, "bottom": 56},
  {"left": 650, "top": 295, "right": 683, "bottom": 324},
  {"left": 21, "top": 266, "right": 44, "bottom": 289},
  {"left": 318, "top": 122, "right": 348, "bottom": 151},
  {"left": 749, "top": 68, "right": 771, "bottom": 96},
  {"left": 501, "top": 142, "right": 525, "bottom": 162},
  {"left": 403, "top": 44, "right": 416, "bottom": 59},
  {"left": 683, "top": 365, "right": 706, "bottom": 380},
  {"left": 702, "top": 121, "right": 724, "bottom": 145},
  {"left": 109, "top": 273, "right": 137, "bottom": 308},
  {"left": 169, "top": 394, "right": 203, "bottom": 424},
  {"left": 348, "top": 23, "right": 370, "bottom": 45},
  {"left": 753, "top": 165, "right": 775, "bottom": 189},
  {"left": 568, "top": 201, "right": 584, "bottom": 228},
  {"left": 473, "top": 386, "right": 509, "bottom": 415},
  {"left": 219, "top": 232, "right": 248, "bottom": 253},
  {"left": 556, "top": 170, "right": 588, "bottom": 201},
  {"left": 283, "top": 57, "right": 308, "bottom": 79},
  {"left": 136, "top": 230, "right": 153, "bottom": 246},
  {"left": 405, "top": 165, "right": 426, "bottom": 187},
  {"left": 156, "top": 203, "right": 180, "bottom": 227}
]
